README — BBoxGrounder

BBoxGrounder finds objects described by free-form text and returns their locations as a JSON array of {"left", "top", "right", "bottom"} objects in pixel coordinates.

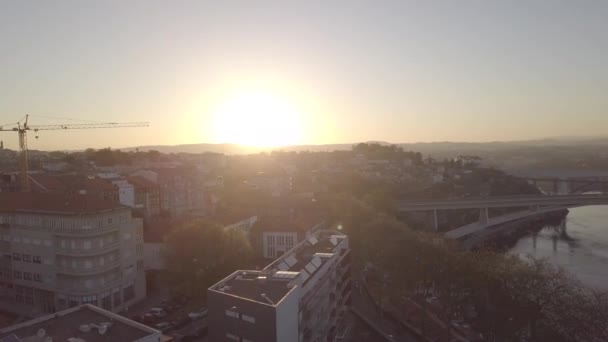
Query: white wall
[
  {"left": 262, "top": 232, "right": 298, "bottom": 258},
  {"left": 112, "top": 180, "right": 135, "bottom": 207},
  {"left": 275, "top": 287, "right": 300, "bottom": 342}
]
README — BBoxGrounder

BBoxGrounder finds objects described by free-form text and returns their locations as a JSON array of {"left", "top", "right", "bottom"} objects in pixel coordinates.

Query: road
[
  {"left": 351, "top": 278, "right": 420, "bottom": 342},
  {"left": 120, "top": 288, "right": 208, "bottom": 341}
]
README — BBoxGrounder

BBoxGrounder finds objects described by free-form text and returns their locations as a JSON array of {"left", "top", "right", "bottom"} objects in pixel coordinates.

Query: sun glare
[{"left": 210, "top": 90, "right": 303, "bottom": 147}]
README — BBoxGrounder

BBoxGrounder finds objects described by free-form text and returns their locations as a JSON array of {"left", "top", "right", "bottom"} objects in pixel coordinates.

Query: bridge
[
  {"left": 525, "top": 176, "right": 608, "bottom": 194},
  {"left": 398, "top": 194, "right": 608, "bottom": 240}
]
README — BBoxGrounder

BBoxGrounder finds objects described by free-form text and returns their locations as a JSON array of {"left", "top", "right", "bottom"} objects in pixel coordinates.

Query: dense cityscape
[
  {"left": 0, "top": 142, "right": 606, "bottom": 341},
  {"left": 2, "top": 1, "right": 608, "bottom": 341}
]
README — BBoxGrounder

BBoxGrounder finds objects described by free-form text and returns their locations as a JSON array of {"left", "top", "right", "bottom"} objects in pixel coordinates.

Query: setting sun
[{"left": 210, "top": 90, "right": 303, "bottom": 147}]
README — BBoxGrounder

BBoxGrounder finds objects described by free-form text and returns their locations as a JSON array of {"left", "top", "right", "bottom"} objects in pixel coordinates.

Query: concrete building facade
[
  {"left": 208, "top": 229, "right": 352, "bottom": 342},
  {"left": 0, "top": 192, "right": 146, "bottom": 316}
]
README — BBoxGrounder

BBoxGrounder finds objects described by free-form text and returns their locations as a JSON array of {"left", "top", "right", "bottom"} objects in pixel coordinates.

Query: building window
[
  {"left": 226, "top": 333, "right": 239, "bottom": 341},
  {"left": 123, "top": 284, "right": 135, "bottom": 302},
  {"left": 13, "top": 271, "right": 21, "bottom": 279},
  {"left": 22, "top": 254, "right": 31, "bottom": 262},
  {"left": 33, "top": 274, "right": 41, "bottom": 282},
  {"left": 101, "top": 292, "right": 111, "bottom": 310},
  {"left": 225, "top": 309, "right": 239, "bottom": 318},
  {"left": 68, "top": 296, "right": 80, "bottom": 307},
  {"left": 23, "top": 272, "right": 32, "bottom": 281},
  {"left": 113, "top": 290, "right": 122, "bottom": 306},
  {"left": 12, "top": 253, "right": 20, "bottom": 261},
  {"left": 242, "top": 314, "right": 256, "bottom": 324},
  {"left": 82, "top": 295, "right": 97, "bottom": 305},
  {"left": 137, "top": 260, "right": 144, "bottom": 271},
  {"left": 33, "top": 256, "right": 42, "bottom": 264}
]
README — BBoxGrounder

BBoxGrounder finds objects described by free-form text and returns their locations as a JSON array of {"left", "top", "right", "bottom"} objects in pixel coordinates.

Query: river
[{"left": 509, "top": 205, "right": 608, "bottom": 291}]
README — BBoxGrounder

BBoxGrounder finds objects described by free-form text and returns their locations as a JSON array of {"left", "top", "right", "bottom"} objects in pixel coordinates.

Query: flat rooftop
[
  {"left": 211, "top": 230, "right": 347, "bottom": 305},
  {"left": 212, "top": 270, "right": 294, "bottom": 305},
  {"left": 0, "top": 304, "right": 159, "bottom": 342}
]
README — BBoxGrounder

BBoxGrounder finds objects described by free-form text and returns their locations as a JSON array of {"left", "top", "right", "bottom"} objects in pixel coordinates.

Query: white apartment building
[
  {"left": 0, "top": 192, "right": 146, "bottom": 316},
  {"left": 208, "top": 230, "right": 352, "bottom": 342}
]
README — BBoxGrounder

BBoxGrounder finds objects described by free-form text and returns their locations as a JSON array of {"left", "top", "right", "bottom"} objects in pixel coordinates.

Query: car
[
  {"left": 155, "top": 321, "right": 173, "bottom": 333},
  {"left": 147, "top": 307, "right": 167, "bottom": 318},
  {"left": 171, "top": 316, "right": 190, "bottom": 329},
  {"left": 142, "top": 313, "right": 158, "bottom": 324},
  {"left": 188, "top": 307, "right": 208, "bottom": 320}
]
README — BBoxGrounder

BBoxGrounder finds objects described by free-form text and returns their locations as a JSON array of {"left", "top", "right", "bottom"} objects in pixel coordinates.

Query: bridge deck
[{"left": 399, "top": 194, "right": 608, "bottom": 211}]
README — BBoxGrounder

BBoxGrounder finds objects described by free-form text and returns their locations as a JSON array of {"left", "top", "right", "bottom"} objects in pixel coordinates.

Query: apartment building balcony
[
  {"left": 55, "top": 241, "right": 120, "bottom": 256},
  {"left": 53, "top": 225, "right": 119, "bottom": 237},
  {"left": 57, "top": 278, "right": 123, "bottom": 295},
  {"left": 56, "top": 259, "right": 120, "bottom": 276}
]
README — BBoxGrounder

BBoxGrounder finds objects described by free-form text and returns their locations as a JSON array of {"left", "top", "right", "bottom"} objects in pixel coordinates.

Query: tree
[{"left": 163, "top": 220, "right": 253, "bottom": 300}]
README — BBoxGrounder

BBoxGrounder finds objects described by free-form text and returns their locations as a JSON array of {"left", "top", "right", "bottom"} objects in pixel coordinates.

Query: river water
[{"left": 509, "top": 205, "right": 608, "bottom": 291}]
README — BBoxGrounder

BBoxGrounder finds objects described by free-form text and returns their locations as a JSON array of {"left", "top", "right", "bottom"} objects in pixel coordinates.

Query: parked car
[
  {"left": 188, "top": 307, "right": 208, "bottom": 320},
  {"left": 142, "top": 313, "right": 159, "bottom": 324},
  {"left": 155, "top": 321, "right": 173, "bottom": 333},
  {"left": 147, "top": 307, "right": 167, "bottom": 318},
  {"left": 171, "top": 316, "right": 190, "bottom": 329}
]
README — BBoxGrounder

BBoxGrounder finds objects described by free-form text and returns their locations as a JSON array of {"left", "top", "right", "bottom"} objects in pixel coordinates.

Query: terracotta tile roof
[
  {"left": 0, "top": 192, "right": 125, "bottom": 214},
  {"left": 27, "top": 174, "right": 66, "bottom": 192},
  {"left": 57, "top": 175, "right": 117, "bottom": 192}
]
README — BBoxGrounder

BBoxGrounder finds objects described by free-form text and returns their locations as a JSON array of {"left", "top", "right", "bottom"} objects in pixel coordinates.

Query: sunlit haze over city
[
  {"left": 1, "top": 1, "right": 607, "bottom": 150},
  {"left": 3, "top": 2, "right": 608, "bottom": 341}
]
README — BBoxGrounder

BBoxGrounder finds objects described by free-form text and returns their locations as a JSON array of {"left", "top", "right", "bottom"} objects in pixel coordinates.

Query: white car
[
  {"left": 188, "top": 307, "right": 208, "bottom": 320},
  {"left": 148, "top": 307, "right": 167, "bottom": 318}
]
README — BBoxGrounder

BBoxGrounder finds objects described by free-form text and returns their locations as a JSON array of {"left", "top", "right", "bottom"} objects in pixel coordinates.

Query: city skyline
[{"left": 1, "top": 1, "right": 607, "bottom": 150}]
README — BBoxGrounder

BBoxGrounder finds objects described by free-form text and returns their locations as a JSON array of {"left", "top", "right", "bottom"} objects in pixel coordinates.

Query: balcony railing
[
  {"left": 55, "top": 242, "right": 120, "bottom": 256},
  {"left": 57, "top": 278, "right": 123, "bottom": 295},
  {"left": 53, "top": 225, "right": 119, "bottom": 236},
  {"left": 56, "top": 259, "right": 120, "bottom": 276}
]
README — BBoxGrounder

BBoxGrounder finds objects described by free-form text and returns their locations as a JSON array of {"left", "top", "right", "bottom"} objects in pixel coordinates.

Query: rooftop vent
[{"left": 256, "top": 276, "right": 267, "bottom": 284}]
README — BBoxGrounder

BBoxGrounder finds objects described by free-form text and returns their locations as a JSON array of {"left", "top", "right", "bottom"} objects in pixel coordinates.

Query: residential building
[
  {"left": 0, "top": 304, "right": 161, "bottom": 342},
  {"left": 59, "top": 175, "right": 120, "bottom": 203},
  {"left": 250, "top": 217, "right": 324, "bottom": 259},
  {"left": 246, "top": 171, "right": 291, "bottom": 197},
  {"left": 128, "top": 176, "right": 161, "bottom": 218},
  {"left": 0, "top": 192, "right": 146, "bottom": 316},
  {"left": 208, "top": 229, "right": 352, "bottom": 342},
  {"left": 130, "top": 168, "right": 206, "bottom": 217}
]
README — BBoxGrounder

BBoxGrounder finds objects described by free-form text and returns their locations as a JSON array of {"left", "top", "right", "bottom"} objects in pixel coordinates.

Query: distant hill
[{"left": 121, "top": 136, "right": 608, "bottom": 155}]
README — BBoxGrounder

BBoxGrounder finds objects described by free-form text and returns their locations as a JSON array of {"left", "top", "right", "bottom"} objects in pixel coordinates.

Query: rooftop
[
  {"left": 210, "top": 230, "right": 347, "bottom": 306},
  {"left": 0, "top": 304, "right": 160, "bottom": 342}
]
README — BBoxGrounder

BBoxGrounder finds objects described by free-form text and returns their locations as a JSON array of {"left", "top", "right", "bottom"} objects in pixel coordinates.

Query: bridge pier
[{"left": 432, "top": 209, "right": 439, "bottom": 231}]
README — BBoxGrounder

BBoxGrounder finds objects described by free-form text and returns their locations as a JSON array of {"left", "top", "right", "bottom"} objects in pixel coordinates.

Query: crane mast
[{"left": 0, "top": 114, "right": 149, "bottom": 192}]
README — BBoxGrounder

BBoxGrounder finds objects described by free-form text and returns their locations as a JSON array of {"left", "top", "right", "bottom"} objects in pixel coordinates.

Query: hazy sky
[{"left": 1, "top": 1, "right": 607, "bottom": 150}]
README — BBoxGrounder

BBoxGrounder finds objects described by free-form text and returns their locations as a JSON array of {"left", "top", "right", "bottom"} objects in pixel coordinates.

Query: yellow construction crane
[{"left": 0, "top": 114, "right": 149, "bottom": 191}]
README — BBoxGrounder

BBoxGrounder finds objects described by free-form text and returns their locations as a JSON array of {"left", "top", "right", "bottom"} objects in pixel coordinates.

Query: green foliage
[
  {"left": 352, "top": 143, "right": 423, "bottom": 164},
  {"left": 162, "top": 220, "right": 253, "bottom": 300}
]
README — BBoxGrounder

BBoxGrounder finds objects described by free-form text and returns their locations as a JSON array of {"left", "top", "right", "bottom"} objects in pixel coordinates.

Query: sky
[{"left": 1, "top": 0, "right": 607, "bottom": 150}]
